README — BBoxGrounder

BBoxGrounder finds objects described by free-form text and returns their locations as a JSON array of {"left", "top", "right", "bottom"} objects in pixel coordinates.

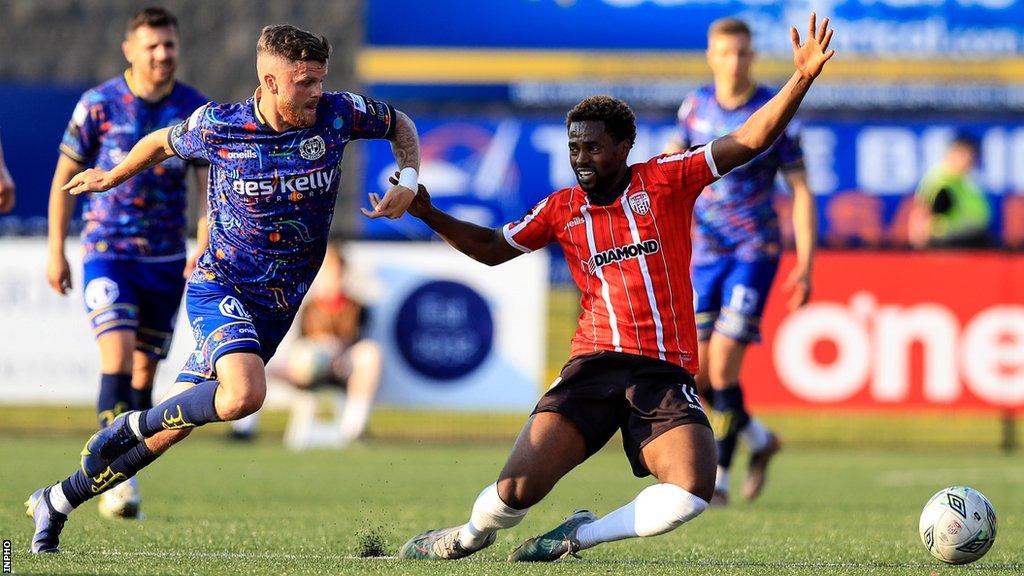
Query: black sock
[
  {"left": 712, "top": 384, "right": 751, "bottom": 470},
  {"left": 60, "top": 442, "right": 158, "bottom": 508},
  {"left": 97, "top": 373, "right": 132, "bottom": 427},
  {"left": 130, "top": 387, "right": 154, "bottom": 411},
  {"left": 139, "top": 380, "right": 222, "bottom": 437}
]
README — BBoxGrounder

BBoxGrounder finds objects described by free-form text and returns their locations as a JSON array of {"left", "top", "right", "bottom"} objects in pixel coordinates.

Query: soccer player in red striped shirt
[{"left": 397, "top": 14, "right": 835, "bottom": 562}]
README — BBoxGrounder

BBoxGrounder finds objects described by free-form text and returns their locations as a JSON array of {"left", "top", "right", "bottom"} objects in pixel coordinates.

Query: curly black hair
[{"left": 566, "top": 96, "right": 636, "bottom": 145}]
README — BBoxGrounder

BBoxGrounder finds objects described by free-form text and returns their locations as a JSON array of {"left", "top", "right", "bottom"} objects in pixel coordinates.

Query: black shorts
[{"left": 533, "top": 350, "right": 710, "bottom": 478}]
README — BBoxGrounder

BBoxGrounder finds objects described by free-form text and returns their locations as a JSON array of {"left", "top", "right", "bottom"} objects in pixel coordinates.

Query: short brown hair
[
  {"left": 126, "top": 7, "right": 178, "bottom": 36},
  {"left": 566, "top": 96, "right": 636, "bottom": 145},
  {"left": 708, "top": 17, "right": 751, "bottom": 39},
  {"left": 257, "top": 25, "right": 331, "bottom": 63}
]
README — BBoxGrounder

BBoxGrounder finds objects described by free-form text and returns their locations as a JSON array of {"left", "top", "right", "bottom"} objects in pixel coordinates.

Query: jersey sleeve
[
  {"left": 501, "top": 196, "right": 555, "bottom": 253},
  {"left": 167, "top": 104, "right": 211, "bottom": 162},
  {"left": 652, "top": 141, "right": 721, "bottom": 200},
  {"left": 674, "top": 93, "right": 696, "bottom": 148},
  {"left": 777, "top": 118, "right": 805, "bottom": 172},
  {"left": 183, "top": 91, "right": 213, "bottom": 166},
  {"left": 329, "top": 92, "right": 396, "bottom": 141},
  {"left": 59, "top": 93, "right": 103, "bottom": 164}
]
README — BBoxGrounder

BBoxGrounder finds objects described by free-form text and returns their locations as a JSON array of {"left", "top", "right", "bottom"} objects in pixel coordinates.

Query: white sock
[
  {"left": 48, "top": 483, "right": 74, "bottom": 515},
  {"left": 715, "top": 466, "right": 730, "bottom": 492},
  {"left": 127, "top": 411, "right": 144, "bottom": 441},
  {"left": 575, "top": 484, "right": 708, "bottom": 550},
  {"left": 338, "top": 396, "right": 372, "bottom": 442},
  {"left": 458, "top": 483, "right": 529, "bottom": 549},
  {"left": 741, "top": 418, "right": 772, "bottom": 452}
]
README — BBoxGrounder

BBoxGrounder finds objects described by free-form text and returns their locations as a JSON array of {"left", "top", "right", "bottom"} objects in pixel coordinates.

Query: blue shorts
[
  {"left": 82, "top": 257, "right": 186, "bottom": 359},
  {"left": 692, "top": 257, "right": 779, "bottom": 343},
  {"left": 175, "top": 277, "right": 297, "bottom": 385}
]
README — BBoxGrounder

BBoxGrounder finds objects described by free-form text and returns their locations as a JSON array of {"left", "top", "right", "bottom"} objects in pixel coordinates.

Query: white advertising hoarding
[{"left": 0, "top": 239, "right": 547, "bottom": 411}]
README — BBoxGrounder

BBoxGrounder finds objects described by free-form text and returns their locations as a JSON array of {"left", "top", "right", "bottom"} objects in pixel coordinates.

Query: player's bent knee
[{"left": 217, "top": 388, "right": 265, "bottom": 421}]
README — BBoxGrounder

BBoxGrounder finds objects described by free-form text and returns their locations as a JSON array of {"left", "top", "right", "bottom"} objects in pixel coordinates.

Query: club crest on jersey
[
  {"left": 628, "top": 191, "right": 651, "bottom": 215},
  {"left": 218, "top": 296, "right": 251, "bottom": 321},
  {"left": 300, "top": 136, "right": 326, "bottom": 161},
  {"left": 587, "top": 239, "right": 660, "bottom": 274}
]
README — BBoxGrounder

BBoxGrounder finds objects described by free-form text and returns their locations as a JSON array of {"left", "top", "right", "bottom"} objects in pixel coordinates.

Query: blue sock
[
  {"left": 712, "top": 384, "right": 751, "bottom": 470},
  {"left": 97, "top": 373, "right": 133, "bottom": 428},
  {"left": 59, "top": 442, "right": 157, "bottom": 508},
  {"left": 130, "top": 387, "right": 153, "bottom": 411},
  {"left": 139, "top": 380, "right": 221, "bottom": 437}
]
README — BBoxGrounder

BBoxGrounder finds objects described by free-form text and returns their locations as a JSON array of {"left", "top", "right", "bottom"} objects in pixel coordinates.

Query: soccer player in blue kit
[
  {"left": 26, "top": 24, "right": 421, "bottom": 553},
  {"left": 665, "top": 18, "right": 817, "bottom": 506},
  {"left": 45, "top": 7, "right": 209, "bottom": 519}
]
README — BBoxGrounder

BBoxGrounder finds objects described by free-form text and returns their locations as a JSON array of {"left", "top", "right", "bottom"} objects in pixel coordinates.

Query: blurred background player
[
  {"left": 908, "top": 135, "right": 991, "bottom": 249},
  {"left": 26, "top": 24, "right": 419, "bottom": 554},
  {"left": 231, "top": 243, "right": 383, "bottom": 449},
  {"left": 665, "top": 17, "right": 816, "bottom": 506},
  {"left": 0, "top": 129, "right": 15, "bottom": 213},
  {"left": 43, "top": 6, "right": 209, "bottom": 519},
  {"left": 398, "top": 14, "right": 834, "bottom": 561}
]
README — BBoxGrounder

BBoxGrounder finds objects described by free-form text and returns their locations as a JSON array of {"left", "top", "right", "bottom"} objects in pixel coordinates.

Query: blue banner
[
  {"left": 0, "top": 84, "right": 85, "bottom": 233},
  {"left": 368, "top": 0, "right": 1024, "bottom": 56},
  {"left": 359, "top": 115, "right": 1024, "bottom": 249}
]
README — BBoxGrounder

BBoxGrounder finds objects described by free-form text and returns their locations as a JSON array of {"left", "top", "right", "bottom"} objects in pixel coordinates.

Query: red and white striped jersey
[{"left": 503, "top": 143, "right": 722, "bottom": 374}]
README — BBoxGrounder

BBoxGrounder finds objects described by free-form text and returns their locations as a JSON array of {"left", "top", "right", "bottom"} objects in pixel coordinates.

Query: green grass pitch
[{"left": 2, "top": 429, "right": 1021, "bottom": 575}]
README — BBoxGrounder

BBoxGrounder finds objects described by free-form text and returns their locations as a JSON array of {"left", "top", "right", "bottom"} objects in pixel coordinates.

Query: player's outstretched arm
[
  {"left": 712, "top": 13, "right": 834, "bottom": 176},
  {"left": 363, "top": 110, "right": 421, "bottom": 220},
  {"left": 386, "top": 175, "right": 521, "bottom": 266},
  {"left": 62, "top": 127, "right": 175, "bottom": 196}
]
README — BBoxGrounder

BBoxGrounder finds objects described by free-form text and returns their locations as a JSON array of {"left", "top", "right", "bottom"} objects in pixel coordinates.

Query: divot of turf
[{"left": 356, "top": 528, "right": 390, "bottom": 558}]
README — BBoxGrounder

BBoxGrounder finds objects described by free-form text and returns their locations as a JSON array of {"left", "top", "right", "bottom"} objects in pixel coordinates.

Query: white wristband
[{"left": 398, "top": 167, "right": 418, "bottom": 190}]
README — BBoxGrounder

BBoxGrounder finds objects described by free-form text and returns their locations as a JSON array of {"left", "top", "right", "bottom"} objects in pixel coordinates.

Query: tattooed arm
[{"left": 363, "top": 110, "right": 421, "bottom": 219}]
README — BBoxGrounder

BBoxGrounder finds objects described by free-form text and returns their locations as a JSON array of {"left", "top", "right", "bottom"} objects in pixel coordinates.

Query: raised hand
[
  {"left": 361, "top": 175, "right": 416, "bottom": 219},
  {"left": 364, "top": 172, "right": 430, "bottom": 220},
  {"left": 387, "top": 172, "right": 433, "bottom": 219},
  {"left": 62, "top": 168, "right": 113, "bottom": 196},
  {"left": 791, "top": 13, "right": 835, "bottom": 80}
]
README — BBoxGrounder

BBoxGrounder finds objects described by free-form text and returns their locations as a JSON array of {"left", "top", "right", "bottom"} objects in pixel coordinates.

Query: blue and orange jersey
[
  {"left": 168, "top": 90, "right": 394, "bottom": 314},
  {"left": 676, "top": 84, "right": 804, "bottom": 264},
  {"left": 61, "top": 72, "right": 208, "bottom": 261}
]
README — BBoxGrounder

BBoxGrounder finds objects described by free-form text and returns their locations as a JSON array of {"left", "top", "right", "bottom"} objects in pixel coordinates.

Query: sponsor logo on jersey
[
  {"left": 230, "top": 167, "right": 337, "bottom": 198},
  {"left": 300, "top": 135, "right": 326, "bottom": 161},
  {"left": 628, "top": 190, "right": 650, "bottom": 215},
  {"left": 219, "top": 148, "right": 258, "bottom": 160},
  {"left": 564, "top": 216, "right": 585, "bottom": 230},
  {"left": 85, "top": 277, "right": 119, "bottom": 309},
  {"left": 587, "top": 239, "right": 660, "bottom": 274},
  {"left": 218, "top": 296, "right": 252, "bottom": 320}
]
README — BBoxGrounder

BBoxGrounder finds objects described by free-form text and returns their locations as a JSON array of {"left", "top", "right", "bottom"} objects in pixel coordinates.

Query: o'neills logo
[{"left": 587, "top": 239, "right": 660, "bottom": 274}]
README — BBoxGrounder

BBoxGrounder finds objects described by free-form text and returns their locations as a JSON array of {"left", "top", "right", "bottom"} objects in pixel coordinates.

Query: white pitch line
[{"left": 56, "top": 549, "right": 397, "bottom": 561}]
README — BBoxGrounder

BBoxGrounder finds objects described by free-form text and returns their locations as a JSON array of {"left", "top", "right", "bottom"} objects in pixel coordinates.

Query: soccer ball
[{"left": 919, "top": 486, "right": 997, "bottom": 565}]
